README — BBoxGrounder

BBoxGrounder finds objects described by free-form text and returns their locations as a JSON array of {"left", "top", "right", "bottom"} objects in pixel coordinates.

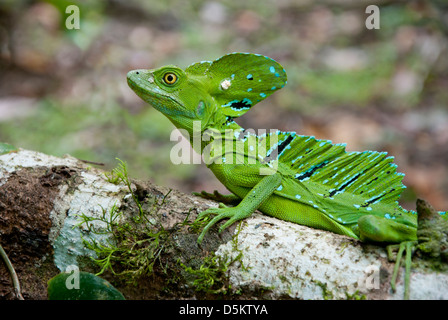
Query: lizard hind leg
[
  {"left": 357, "top": 215, "right": 417, "bottom": 244},
  {"left": 358, "top": 215, "right": 417, "bottom": 299},
  {"left": 195, "top": 203, "right": 242, "bottom": 244}
]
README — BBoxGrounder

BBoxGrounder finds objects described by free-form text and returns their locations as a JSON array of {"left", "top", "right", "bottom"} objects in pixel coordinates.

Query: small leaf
[
  {"left": 0, "top": 142, "right": 18, "bottom": 155},
  {"left": 47, "top": 271, "right": 125, "bottom": 300}
]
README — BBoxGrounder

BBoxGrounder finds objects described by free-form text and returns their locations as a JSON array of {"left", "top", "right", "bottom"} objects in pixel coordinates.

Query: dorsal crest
[{"left": 186, "top": 53, "right": 287, "bottom": 118}]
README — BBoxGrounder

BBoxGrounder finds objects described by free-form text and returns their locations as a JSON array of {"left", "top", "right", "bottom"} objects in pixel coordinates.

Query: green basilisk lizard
[{"left": 127, "top": 53, "right": 447, "bottom": 299}]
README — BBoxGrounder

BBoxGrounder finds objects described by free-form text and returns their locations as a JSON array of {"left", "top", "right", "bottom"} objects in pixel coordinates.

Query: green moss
[
  {"left": 179, "top": 221, "right": 246, "bottom": 295},
  {"left": 179, "top": 255, "right": 231, "bottom": 294},
  {"left": 414, "top": 200, "right": 448, "bottom": 272},
  {"left": 76, "top": 159, "right": 251, "bottom": 297},
  {"left": 316, "top": 281, "right": 334, "bottom": 300},
  {"left": 77, "top": 159, "right": 174, "bottom": 284},
  {"left": 345, "top": 290, "right": 366, "bottom": 300},
  {"left": 278, "top": 275, "right": 289, "bottom": 284}
]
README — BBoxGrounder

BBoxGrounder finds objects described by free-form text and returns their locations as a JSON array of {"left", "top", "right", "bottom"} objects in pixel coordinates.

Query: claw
[
  {"left": 197, "top": 209, "right": 232, "bottom": 244},
  {"left": 219, "top": 215, "right": 242, "bottom": 232}
]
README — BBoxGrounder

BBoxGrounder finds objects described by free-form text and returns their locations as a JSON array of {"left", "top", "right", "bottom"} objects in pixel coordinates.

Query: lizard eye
[{"left": 163, "top": 72, "right": 177, "bottom": 85}]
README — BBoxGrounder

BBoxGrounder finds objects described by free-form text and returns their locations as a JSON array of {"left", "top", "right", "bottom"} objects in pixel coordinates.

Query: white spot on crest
[{"left": 221, "top": 79, "right": 231, "bottom": 90}]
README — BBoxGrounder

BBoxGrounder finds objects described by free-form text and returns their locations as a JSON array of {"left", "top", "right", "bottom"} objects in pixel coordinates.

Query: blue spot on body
[
  {"left": 277, "top": 185, "right": 283, "bottom": 191},
  {"left": 354, "top": 204, "right": 360, "bottom": 209},
  {"left": 275, "top": 73, "right": 280, "bottom": 77},
  {"left": 247, "top": 74, "right": 253, "bottom": 80},
  {"left": 295, "top": 195, "right": 301, "bottom": 200},
  {"left": 260, "top": 93, "right": 266, "bottom": 98},
  {"left": 385, "top": 213, "right": 391, "bottom": 219},
  {"left": 247, "top": 88, "right": 252, "bottom": 92},
  {"left": 271, "top": 86, "right": 276, "bottom": 90},
  {"left": 269, "top": 66, "right": 275, "bottom": 73},
  {"left": 366, "top": 207, "right": 372, "bottom": 211}
]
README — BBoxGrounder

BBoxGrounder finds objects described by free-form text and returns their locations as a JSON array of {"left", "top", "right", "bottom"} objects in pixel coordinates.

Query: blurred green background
[{"left": 0, "top": 0, "right": 447, "bottom": 210}]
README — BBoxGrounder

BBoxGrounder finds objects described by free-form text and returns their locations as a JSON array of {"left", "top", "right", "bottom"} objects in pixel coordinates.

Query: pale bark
[{"left": 0, "top": 149, "right": 447, "bottom": 300}]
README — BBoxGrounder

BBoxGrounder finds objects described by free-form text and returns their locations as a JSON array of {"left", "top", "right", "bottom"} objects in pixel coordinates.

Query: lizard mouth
[
  {"left": 127, "top": 70, "right": 166, "bottom": 101},
  {"left": 127, "top": 70, "right": 153, "bottom": 92}
]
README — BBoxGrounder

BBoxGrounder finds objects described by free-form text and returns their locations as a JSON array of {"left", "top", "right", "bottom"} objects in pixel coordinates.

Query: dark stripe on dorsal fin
[
  {"left": 265, "top": 132, "right": 296, "bottom": 161},
  {"left": 295, "top": 161, "right": 329, "bottom": 181},
  {"left": 270, "top": 131, "right": 406, "bottom": 207},
  {"left": 328, "top": 172, "right": 362, "bottom": 197},
  {"left": 277, "top": 135, "right": 295, "bottom": 156}
]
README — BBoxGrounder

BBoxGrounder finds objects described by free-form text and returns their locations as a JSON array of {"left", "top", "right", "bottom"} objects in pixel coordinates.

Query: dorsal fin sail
[{"left": 249, "top": 130, "right": 414, "bottom": 226}]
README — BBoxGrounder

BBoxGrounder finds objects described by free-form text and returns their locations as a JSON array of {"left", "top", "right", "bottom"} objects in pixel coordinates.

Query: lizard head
[
  {"left": 127, "top": 53, "right": 287, "bottom": 134},
  {"left": 127, "top": 66, "right": 183, "bottom": 108},
  {"left": 127, "top": 65, "right": 210, "bottom": 133}
]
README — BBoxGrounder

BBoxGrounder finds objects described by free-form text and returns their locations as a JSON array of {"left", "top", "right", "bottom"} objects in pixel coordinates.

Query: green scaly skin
[{"left": 127, "top": 53, "right": 447, "bottom": 299}]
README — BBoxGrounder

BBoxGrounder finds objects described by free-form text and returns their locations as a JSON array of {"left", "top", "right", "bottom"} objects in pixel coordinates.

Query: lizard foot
[
  {"left": 192, "top": 190, "right": 241, "bottom": 205},
  {"left": 196, "top": 204, "right": 249, "bottom": 244},
  {"left": 386, "top": 199, "right": 448, "bottom": 300},
  {"left": 387, "top": 240, "right": 417, "bottom": 300}
]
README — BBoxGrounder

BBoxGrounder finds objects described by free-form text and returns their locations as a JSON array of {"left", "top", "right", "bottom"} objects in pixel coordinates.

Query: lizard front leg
[{"left": 196, "top": 171, "right": 282, "bottom": 244}]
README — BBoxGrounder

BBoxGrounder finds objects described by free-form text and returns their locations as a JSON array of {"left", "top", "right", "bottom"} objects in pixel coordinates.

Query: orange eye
[{"left": 163, "top": 72, "right": 177, "bottom": 84}]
